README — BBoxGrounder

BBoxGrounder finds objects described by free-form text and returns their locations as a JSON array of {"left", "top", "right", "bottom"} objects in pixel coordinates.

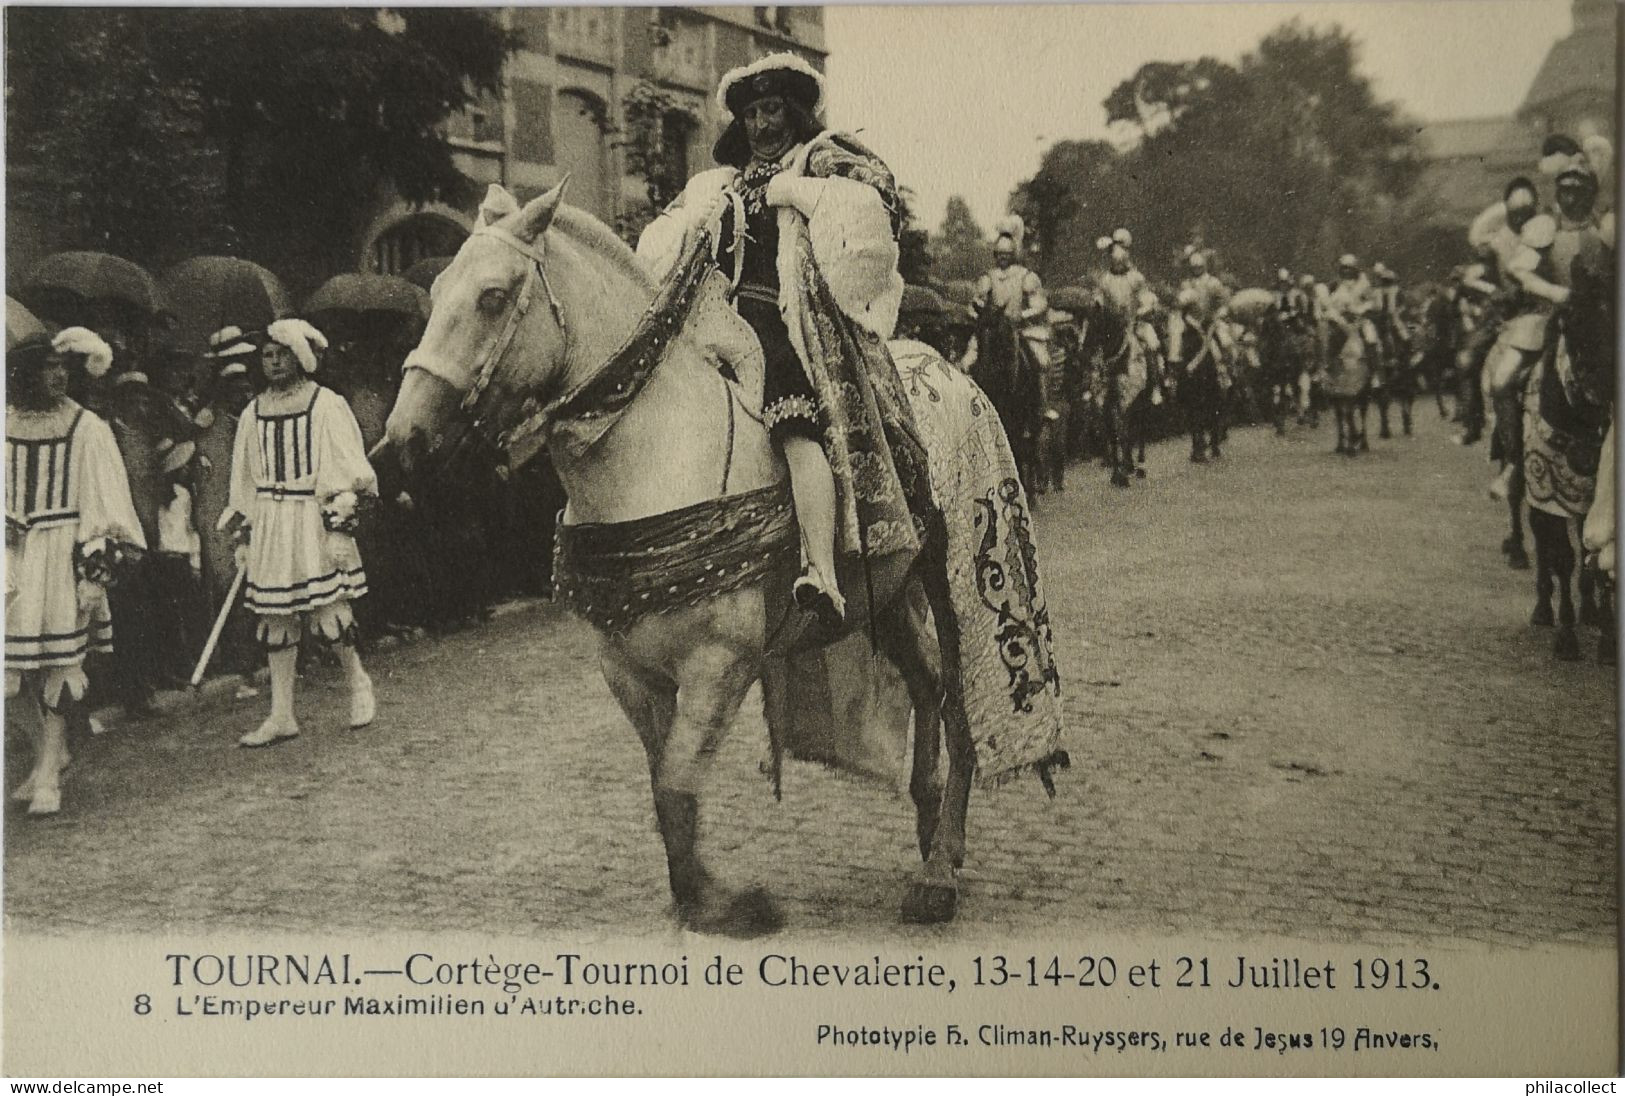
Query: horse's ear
[
  {"left": 478, "top": 184, "right": 521, "bottom": 227},
  {"left": 512, "top": 176, "right": 571, "bottom": 246}
]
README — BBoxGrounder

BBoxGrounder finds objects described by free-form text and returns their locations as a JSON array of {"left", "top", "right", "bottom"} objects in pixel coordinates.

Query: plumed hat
[
  {"left": 205, "top": 324, "right": 259, "bottom": 379},
  {"left": 52, "top": 326, "right": 114, "bottom": 378},
  {"left": 1520, "top": 213, "right": 1557, "bottom": 250},
  {"left": 994, "top": 214, "right": 1025, "bottom": 252},
  {"left": 717, "top": 52, "right": 824, "bottom": 116},
  {"left": 1337, "top": 253, "right": 1359, "bottom": 270},
  {"left": 1372, "top": 262, "right": 1397, "bottom": 283},
  {"left": 1111, "top": 227, "right": 1133, "bottom": 250},
  {"left": 1277, "top": 267, "right": 1292, "bottom": 282},
  {"left": 265, "top": 318, "right": 328, "bottom": 374}
]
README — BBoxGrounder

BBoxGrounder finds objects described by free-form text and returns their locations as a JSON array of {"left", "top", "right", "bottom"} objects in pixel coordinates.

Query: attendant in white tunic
[
  {"left": 6, "top": 329, "right": 144, "bottom": 815},
  {"left": 222, "top": 319, "right": 377, "bottom": 747}
]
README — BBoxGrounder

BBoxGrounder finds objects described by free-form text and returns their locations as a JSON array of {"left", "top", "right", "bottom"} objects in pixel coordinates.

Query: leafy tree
[
  {"left": 1015, "top": 20, "right": 1423, "bottom": 288},
  {"left": 7, "top": 8, "right": 515, "bottom": 280},
  {"left": 896, "top": 186, "right": 932, "bottom": 286},
  {"left": 930, "top": 195, "right": 992, "bottom": 282}
]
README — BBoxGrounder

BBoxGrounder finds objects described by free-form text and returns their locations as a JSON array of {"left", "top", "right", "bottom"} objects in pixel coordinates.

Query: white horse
[{"left": 378, "top": 181, "right": 1061, "bottom": 935}]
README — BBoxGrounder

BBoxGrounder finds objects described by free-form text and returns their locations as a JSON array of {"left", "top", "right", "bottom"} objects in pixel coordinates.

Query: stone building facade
[{"left": 362, "top": 6, "right": 828, "bottom": 276}]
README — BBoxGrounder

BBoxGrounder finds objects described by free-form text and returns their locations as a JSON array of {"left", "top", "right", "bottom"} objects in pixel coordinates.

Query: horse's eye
[{"left": 478, "top": 288, "right": 508, "bottom": 315}]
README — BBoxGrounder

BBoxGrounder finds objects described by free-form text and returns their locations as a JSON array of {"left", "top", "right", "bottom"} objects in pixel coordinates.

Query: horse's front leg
[{"left": 661, "top": 638, "right": 782, "bottom": 936}]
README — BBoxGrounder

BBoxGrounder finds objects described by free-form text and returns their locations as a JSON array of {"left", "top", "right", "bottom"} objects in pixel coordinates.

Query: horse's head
[{"left": 381, "top": 180, "right": 571, "bottom": 477}]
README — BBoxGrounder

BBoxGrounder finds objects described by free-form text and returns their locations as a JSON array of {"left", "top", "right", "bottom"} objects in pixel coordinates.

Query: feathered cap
[
  {"left": 1541, "top": 132, "right": 1613, "bottom": 188},
  {"left": 1372, "top": 262, "right": 1397, "bottom": 283},
  {"left": 1112, "top": 227, "right": 1133, "bottom": 250},
  {"left": 205, "top": 324, "right": 260, "bottom": 379},
  {"left": 1337, "top": 253, "right": 1360, "bottom": 271},
  {"left": 712, "top": 52, "right": 825, "bottom": 167},
  {"left": 994, "top": 214, "right": 1025, "bottom": 252},
  {"left": 1277, "top": 267, "right": 1292, "bottom": 282},
  {"left": 52, "top": 326, "right": 114, "bottom": 378},
  {"left": 1520, "top": 213, "right": 1557, "bottom": 250},
  {"left": 265, "top": 318, "right": 327, "bottom": 374}
]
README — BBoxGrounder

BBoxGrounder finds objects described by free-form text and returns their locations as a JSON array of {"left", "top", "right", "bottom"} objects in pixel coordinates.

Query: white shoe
[
  {"left": 27, "top": 783, "right": 60, "bottom": 816},
  {"left": 239, "top": 718, "right": 299, "bottom": 748},
  {"left": 349, "top": 674, "right": 375, "bottom": 729},
  {"left": 233, "top": 682, "right": 261, "bottom": 701},
  {"left": 12, "top": 773, "right": 37, "bottom": 802},
  {"left": 88, "top": 716, "right": 107, "bottom": 735}
]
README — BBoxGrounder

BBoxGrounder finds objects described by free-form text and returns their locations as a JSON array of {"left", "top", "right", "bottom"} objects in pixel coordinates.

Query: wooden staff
[{"left": 190, "top": 566, "right": 246, "bottom": 688}]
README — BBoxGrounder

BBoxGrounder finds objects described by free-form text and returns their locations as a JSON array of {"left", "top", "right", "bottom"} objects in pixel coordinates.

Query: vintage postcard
[{"left": 2, "top": 0, "right": 1618, "bottom": 1079}]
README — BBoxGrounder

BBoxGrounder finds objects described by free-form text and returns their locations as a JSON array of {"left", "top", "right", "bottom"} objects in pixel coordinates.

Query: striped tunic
[
  {"left": 224, "top": 382, "right": 377, "bottom": 616},
  {"left": 5, "top": 401, "right": 145, "bottom": 686}
]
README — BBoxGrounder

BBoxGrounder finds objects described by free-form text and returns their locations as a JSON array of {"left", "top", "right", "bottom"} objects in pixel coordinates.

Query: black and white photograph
[{"left": 2, "top": 0, "right": 1619, "bottom": 1079}]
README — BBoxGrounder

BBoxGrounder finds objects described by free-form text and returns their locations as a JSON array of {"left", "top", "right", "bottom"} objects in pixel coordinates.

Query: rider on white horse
[{"left": 637, "top": 52, "right": 914, "bottom": 630}]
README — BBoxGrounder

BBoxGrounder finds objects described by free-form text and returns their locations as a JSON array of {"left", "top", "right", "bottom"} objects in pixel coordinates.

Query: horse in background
[
  {"left": 969, "top": 304, "right": 1044, "bottom": 493},
  {"left": 1078, "top": 294, "right": 1149, "bottom": 486},
  {"left": 1523, "top": 239, "right": 1616, "bottom": 662}
]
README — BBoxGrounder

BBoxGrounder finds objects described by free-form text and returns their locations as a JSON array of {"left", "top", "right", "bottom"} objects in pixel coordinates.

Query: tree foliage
[
  {"left": 929, "top": 195, "right": 992, "bottom": 283},
  {"left": 1014, "top": 20, "right": 1424, "bottom": 288},
  {"left": 896, "top": 186, "right": 932, "bottom": 286},
  {"left": 7, "top": 8, "right": 515, "bottom": 275}
]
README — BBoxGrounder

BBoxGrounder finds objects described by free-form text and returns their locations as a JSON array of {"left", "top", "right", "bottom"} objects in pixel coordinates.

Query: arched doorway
[
  {"left": 368, "top": 212, "right": 469, "bottom": 276},
  {"left": 556, "top": 89, "right": 612, "bottom": 222}
]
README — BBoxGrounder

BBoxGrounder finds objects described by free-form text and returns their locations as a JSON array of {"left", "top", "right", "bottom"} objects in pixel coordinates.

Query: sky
[{"left": 822, "top": 0, "right": 1574, "bottom": 231}]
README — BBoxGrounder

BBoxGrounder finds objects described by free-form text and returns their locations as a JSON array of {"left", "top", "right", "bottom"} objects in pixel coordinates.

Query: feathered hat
[
  {"left": 265, "top": 318, "right": 328, "bottom": 374},
  {"left": 994, "top": 214, "right": 1025, "bottom": 252},
  {"left": 712, "top": 52, "right": 825, "bottom": 167},
  {"left": 1111, "top": 227, "right": 1133, "bottom": 250},
  {"left": 1541, "top": 132, "right": 1613, "bottom": 189},
  {"left": 52, "top": 326, "right": 114, "bottom": 378},
  {"left": 205, "top": 324, "right": 260, "bottom": 380}
]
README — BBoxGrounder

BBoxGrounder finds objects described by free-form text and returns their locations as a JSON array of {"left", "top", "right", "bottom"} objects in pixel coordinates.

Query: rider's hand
[{"left": 234, "top": 543, "right": 250, "bottom": 570}]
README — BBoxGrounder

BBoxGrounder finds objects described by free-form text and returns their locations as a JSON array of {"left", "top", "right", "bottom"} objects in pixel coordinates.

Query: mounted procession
[{"left": 7, "top": 34, "right": 1616, "bottom": 941}]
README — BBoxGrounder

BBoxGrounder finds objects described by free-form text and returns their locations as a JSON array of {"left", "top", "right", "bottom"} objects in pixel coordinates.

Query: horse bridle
[{"left": 408, "top": 223, "right": 572, "bottom": 456}]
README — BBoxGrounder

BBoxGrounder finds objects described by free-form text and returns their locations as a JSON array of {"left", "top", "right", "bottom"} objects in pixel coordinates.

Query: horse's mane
[{"left": 553, "top": 205, "right": 656, "bottom": 293}]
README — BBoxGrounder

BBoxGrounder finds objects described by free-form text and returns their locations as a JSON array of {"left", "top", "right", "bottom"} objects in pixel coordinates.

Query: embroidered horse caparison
[{"left": 379, "top": 179, "right": 1067, "bottom": 936}]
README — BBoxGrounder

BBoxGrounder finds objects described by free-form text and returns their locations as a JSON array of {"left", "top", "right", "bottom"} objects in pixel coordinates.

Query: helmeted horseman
[
  {"left": 1268, "top": 267, "right": 1315, "bottom": 433},
  {"left": 1093, "top": 228, "right": 1153, "bottom": 482},
  {"left": 1324, "top": 254, "right": 1377, "bottom": 454},
  {"left": 1370, "top": 261, "right": 1415, "bottom": 437},
  {"left": 1167, "top": 250, "right": 1231, "bottom": 462},
  {"left": 962, "top": 215, "right": 1048, "bottom": 488}
]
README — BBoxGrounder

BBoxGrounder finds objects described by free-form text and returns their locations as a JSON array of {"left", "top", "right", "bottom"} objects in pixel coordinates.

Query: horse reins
[{"left": 411, "top": 224, "right": 571, "bottom": 460}]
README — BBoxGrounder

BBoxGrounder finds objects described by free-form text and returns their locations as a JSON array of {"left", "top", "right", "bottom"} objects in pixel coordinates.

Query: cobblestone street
[{"left": 5, "top": 414, "right": 1617, "bottom": 945}]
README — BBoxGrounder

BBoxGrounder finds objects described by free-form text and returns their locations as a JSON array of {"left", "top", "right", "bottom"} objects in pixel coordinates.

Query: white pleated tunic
[
  {"left": 5, "top": 400, "right": 146, "bottom": 702},
  {"left": 224, "top": 382, "right": 377, "bottom": 619}
]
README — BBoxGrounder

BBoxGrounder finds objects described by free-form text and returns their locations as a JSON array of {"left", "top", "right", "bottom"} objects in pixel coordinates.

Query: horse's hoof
[
  {"left": 1598, "top": 634, "right": 1617, "bottom": 665},
  {"left": 27, "top": 785, "right": 61, "bottom": 816},
  {"left": 1506, "top": 550, "right": 1531, "bottom": 570},
  {"left": 1110, "top": 473, "right": 1129, "bottom": 488},
  {"left": 1531, "top": 603, "right": 1555, "bottom": 627},
  {"left": 900, "top": 882, "right": 959, "bottom": 925},
  {"left": 1134, "top": 468, "right": 1146, "bottom": 479},
  {"left": 1579, "top": 602, "right": 1603, "bottom": 629},
  {"left": 11, "top": 775, "right": 38, "bottom": 803},
  {"left": 1189, "top": 452, "right": 1207, "bottom": 464},
  {"left": 1554, "top": 628, "right": 1582, "bottom": 662},
  {"left": 684, "top": 887, "right": 784, "bottom": 938}
]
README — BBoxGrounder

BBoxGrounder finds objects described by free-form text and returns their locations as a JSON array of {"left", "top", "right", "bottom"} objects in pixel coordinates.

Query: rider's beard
[{"left": 749, "top": 128, "right": 792, "bottom": 163}]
